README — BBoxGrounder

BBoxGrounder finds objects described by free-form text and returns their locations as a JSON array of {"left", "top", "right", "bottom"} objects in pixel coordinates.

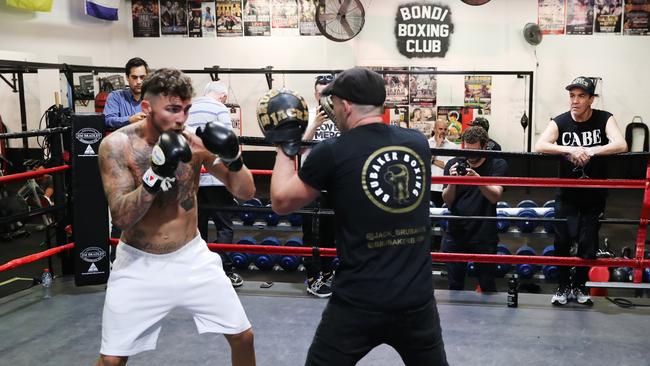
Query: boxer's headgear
[{"left": 257, "top": 89, "right": 309, "bottom": 157}]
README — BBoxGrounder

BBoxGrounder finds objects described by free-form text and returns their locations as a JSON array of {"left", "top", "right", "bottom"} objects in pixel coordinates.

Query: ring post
[{"left": 71, "top": 114, "right": 109, "bottom": 286}]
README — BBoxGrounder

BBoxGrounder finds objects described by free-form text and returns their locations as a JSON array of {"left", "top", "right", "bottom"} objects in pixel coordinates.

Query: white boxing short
[{"left": 100, "top": 233, "right": 251, "bottom": 356}]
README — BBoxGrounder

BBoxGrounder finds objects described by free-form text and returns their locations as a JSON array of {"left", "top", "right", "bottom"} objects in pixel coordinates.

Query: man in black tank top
[
  {"left": 535, "top": 76, "right": 627, "bottom": 306},
  {"left": 267, "top": 68, "right": 448, "bottom": 365}
]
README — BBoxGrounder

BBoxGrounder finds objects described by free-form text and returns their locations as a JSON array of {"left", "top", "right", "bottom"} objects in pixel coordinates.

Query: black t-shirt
[
  {"left": 554, "top": 109, "right": 611, "bottom": 206},
  {"left": 299, "top": 123, "right": 433, "bottom": 311},
  {"left": 443, "top": 157, "right": 508, "bottom": 245},
  {"left": 487, "top": 139, "right": 501, "bottom": 151}
]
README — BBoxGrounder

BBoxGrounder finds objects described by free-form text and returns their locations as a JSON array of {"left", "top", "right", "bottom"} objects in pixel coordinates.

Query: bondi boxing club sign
[{"left": 395, "top": 2, "right": 454, "bottom": 58}]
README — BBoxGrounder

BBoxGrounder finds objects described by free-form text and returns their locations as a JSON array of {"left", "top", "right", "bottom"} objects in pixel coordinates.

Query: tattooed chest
[{"left": 128, "top": 144, "right": 199, "bottom": 212}]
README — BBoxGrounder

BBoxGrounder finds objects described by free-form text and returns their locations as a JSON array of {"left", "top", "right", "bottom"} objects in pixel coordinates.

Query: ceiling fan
[{"left": 315, "top": 0, "right": 366, "bottom": 42}]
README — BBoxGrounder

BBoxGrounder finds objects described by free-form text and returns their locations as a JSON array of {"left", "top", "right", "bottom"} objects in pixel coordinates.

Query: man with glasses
[
  {"left": 300, "top": 74, "right": 340, "bottom": 298},
  {"left": 535, "top": 76, "right": 626, "bottom": 306}
]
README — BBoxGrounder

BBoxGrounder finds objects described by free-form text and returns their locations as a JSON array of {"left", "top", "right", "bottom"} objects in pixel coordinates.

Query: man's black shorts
[{"left": 305, "top": 296, "right": 448, "bottom": 366}]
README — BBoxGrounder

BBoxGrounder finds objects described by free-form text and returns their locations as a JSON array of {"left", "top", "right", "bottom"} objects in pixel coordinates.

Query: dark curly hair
[
  {"left": 124, "top": 57, "right": 148, "bottom": 76},
  {"left": 142, "top": 68, "right": 194, "bottom": 101},
  {"left": 461, "top": 125, "right": 489, "bottom": 146}
]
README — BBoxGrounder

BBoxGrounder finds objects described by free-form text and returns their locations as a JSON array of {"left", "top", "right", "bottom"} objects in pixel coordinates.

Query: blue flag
[{"left": 85, "top": 0, "right": 119, "bottom": 21}]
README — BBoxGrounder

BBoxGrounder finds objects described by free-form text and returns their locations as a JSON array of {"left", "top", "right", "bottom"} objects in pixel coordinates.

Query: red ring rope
[
  {"left": 0, "top": 165, "right": 71, "bottom": 184},
  {"left": 3, "top": 241, "right": 648, "bottom": 273},
  {"left": 0, "top": 243, "right": 74, "bottom": 272},
  {"left": 431, "top": 176, "right": 645, "bottom": 189}
]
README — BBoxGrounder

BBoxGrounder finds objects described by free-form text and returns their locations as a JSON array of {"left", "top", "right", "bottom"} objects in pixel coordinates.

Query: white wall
[{"left": 1, "top": 0, "right": 648, "bottom": 151}]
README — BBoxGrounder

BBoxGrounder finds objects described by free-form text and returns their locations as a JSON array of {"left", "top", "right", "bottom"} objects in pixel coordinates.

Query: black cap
[
  {"left": 565, "top": 76, "right": 595, "bottom": 96},
  {"left": 322, "top": 67, "right": 386, "bottom": 106}
]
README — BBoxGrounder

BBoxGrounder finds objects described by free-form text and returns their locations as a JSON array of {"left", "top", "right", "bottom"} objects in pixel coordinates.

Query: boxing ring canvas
[{"left": 1, "top": 277, "right": 648, "bottom": 366}]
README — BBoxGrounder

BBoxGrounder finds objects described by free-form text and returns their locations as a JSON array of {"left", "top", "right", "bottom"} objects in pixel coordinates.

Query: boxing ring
[
  {"left": 0, "top": 61, "right": 648, "bottom": 364},
  {"left": 2, "top": 127, "right": 650, "bottom": 365}
]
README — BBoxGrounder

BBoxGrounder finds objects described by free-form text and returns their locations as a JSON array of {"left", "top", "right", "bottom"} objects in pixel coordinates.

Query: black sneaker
[
  {"left": 323, "top": 271, "right": 334, "bottom": 288},
  {"left": 551, "top": 285, "right": 570, "bottom": 306},
  {"left": 306, "top": 273, "right": 332, "bottom": 298},
  {"left": 572, "top": 286, "right": 593, "bottom": 306},
  {"left": 228, "top": 272, "right": 244, "bottom": 288}
]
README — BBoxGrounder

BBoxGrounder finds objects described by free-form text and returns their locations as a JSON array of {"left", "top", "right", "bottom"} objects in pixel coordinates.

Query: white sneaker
[
  {"left": 572, "top": 287, "right": 593, "bottom": 306},
  {"left": 306, "top": 273, "right": 332, "bottom": 298},
  {"left": 228, "top": 272, "right": 244, "bottom": 288},
  {"left": 551, "top": 286, "right": 570, "bottom": 306}
]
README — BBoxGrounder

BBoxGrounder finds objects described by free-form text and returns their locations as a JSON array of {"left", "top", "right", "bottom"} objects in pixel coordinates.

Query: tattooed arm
[
  {"left": 203, "top": 153, "right": 255, "bottom": 200},
  {"left": 183, "top": 131, "right": 255, "bottom": 200},
  {"left": 98, "top": 133, "right": 157, "bottom": 231}
]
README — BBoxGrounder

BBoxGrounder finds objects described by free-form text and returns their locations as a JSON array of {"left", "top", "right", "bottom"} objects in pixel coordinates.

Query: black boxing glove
[
  {"left": 196, "top": 122, "right": 243, "bottom": 172},
  {"left": 142, "top": 132, "right": 192, "bottom": 193}
]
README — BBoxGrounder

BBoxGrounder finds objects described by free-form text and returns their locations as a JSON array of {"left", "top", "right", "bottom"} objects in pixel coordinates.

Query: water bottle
[
  {"left": 41, "top": 268, "right": 53, "bottom": 299},
  {"left": 507, "top": 275, "right": 518, "bottom": 308}
]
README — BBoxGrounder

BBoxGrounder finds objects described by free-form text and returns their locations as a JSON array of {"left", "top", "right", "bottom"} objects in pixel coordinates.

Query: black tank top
[{"left": 554, "top": 109, "right": 611, "bottom": 205}]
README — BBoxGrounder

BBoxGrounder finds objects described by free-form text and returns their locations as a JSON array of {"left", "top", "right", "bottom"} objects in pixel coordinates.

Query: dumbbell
[
  {"left": 542, "top": 209, "right": 555, "bottom": 233},
  {"left": 287, "top": 213, "right": 303, "bottom": 227},
  {"left": 495, "top": 244, "right": 512, "bottom": 277},
  {"left": 541, "top": 245, "right": 558, "bottom": 282},
  {"left": 439, "top": 209, "right": 451, "bottom": 231},
  {"left": 644, "top": 268, "right": 650, "bottom": 283},
  {"left": 254, "top": 236, "right": 280, "bottom": 271},
  {"left": 264, "top": 203, "right": 280, "bottom": 226},
  {"left": 610, "top": 267, "right": 632, "bottom": 282},
  {"left": 331, "top": 256, "right": 340, "bottom": 271},
  {"left": 496, "top": 211, "right": 510, "bottom": 233},
  {"left": 231, "top": 236, "right": 255, "bottom": 270},
  {"left": 515, "top": 245, "right": 537, "bottom": 279},
  {"left": 543, "top": 200, "right": 555, "bottom": 208},
  {"left": 279, "top": 237, "right": 303, "bottom": 271},
  {"left": 467, "top": 262, "right": 477, "bottom": 277},
  {"left": 515, "top": 208, "right": 538, "bottom": 233},
  {"left": 516, "top": 200, "right": 538, "bottom": 208},
  {"left": 240, "top": 198, "right": 262, "bottom": 226},
  {"left": 497, "top": 201, "right": 509, "bottom": 209}
]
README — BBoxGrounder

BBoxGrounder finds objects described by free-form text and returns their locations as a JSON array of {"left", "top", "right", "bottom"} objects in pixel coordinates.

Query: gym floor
[{"left": 0, "top": 276, "right": 649, "bottom": 366}]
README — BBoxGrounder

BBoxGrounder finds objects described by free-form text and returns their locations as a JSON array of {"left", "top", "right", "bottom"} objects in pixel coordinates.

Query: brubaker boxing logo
[
  {"left": 395, "top": 2, "right": 454, "bottom": 58},
  {"left": 362, "top": 146, "right": 426, "bottom": 213}
]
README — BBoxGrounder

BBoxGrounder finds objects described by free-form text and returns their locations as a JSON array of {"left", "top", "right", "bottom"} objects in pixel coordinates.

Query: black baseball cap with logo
[
  {"left": 322, "top": 67, "right": 386, "bottom": 106},
  {"left": 565, "top": 76, "right": 595, "bottom": 96}
]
